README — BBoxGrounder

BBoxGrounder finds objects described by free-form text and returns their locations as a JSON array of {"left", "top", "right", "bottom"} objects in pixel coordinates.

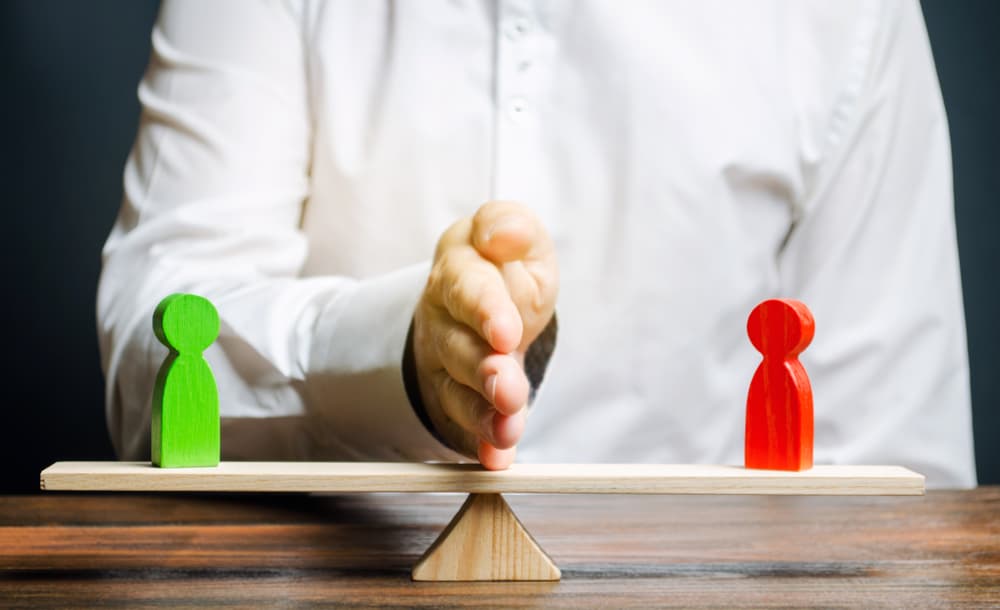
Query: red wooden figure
[{"left": 745, "top": 299, "right": 815, "bottom": 471}]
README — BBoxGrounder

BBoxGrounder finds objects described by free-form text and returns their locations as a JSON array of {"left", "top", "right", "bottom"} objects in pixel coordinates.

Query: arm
[
  {"left": 780, "top": 0, "right": 975, "bottom": 487},
  {"left": 97, "top": 0, "right": 461, "bottom": 462}
]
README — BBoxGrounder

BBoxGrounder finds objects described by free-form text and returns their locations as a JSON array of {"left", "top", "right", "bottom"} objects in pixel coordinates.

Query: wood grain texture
[
  {"left": 40, "top": 461, "right": 925, "bottom": 495},
  {"left": 412, "top": 493, "right": 561, "bottom": 581},
  {"left": 0, "top": 490, "right": 996, "bottom": 607},
  {"left": 151, "top": 294, "right": 220, "bottom": 468},
  {"left": 746, "top": 298, "right": 815, "bottom": 471}
]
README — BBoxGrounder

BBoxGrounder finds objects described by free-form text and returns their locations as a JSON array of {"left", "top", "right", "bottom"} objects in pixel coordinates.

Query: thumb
[{"left": 470, "top": 201, "right": 549, "bottom": 264}]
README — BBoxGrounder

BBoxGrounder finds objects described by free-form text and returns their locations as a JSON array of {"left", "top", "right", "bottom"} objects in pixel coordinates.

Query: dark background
[{"left": 2, "top": 1, "right": 997, "bottom": 492}]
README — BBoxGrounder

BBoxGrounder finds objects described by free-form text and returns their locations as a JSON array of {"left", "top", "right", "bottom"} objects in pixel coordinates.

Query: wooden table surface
[{"left": 1, "top": 488, "right": 997, "bottom": 608}]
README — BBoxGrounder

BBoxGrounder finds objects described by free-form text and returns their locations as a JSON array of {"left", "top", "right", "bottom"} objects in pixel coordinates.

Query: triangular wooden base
[{"left": 411, "top": 493, "right": 561, "bottom": 581}]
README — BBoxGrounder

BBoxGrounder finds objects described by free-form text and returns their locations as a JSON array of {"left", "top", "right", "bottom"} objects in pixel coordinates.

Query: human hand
[{"left": 412, "top": 201, "right": 558, "bottom": 470}]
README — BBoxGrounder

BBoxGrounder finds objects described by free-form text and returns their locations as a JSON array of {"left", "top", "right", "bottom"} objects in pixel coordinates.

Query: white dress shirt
[{"left": 98, "top": 0, "right": 977, "bottom": 488}]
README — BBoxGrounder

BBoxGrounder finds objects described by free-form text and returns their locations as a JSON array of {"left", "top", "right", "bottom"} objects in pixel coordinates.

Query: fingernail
[{"left": 485, "top": 373, "right": 499, "bottom": 404}]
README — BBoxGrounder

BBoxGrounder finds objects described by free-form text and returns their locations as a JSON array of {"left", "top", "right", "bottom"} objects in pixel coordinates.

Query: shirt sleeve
[
  {"left": 97, "top": 0, "right": 465, "bottom": 463},
  {"left": 779, "top": 0, "right": 976, "bottom": 487}
]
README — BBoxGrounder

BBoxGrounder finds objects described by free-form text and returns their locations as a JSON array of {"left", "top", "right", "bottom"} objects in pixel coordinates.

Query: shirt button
[
  {"left": 507, "top": 97, "right": 529, "bottom": 121},
  {"left": 504, "top": 17, "right": 532, "bottom": 41}
]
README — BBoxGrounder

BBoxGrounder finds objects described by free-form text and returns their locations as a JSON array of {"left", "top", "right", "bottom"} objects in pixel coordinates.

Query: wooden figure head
[
  {"left": 747, "top": 299, "right": 815, "bottom": 359},
  {"left": 154, "top": 293, "right": 220, "bottom": 354}
]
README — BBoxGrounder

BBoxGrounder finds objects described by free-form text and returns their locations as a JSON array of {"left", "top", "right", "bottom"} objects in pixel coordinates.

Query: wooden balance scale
[{"left": 41, "top": 461, "right": 924, "bottom": 581}]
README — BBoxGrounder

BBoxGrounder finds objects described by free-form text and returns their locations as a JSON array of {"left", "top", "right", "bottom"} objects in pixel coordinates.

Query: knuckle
[
  {"left": 425, "top": 372, "right": 453, "bottom": 423},
  {"left": 436, "top": 219, "right": 470, "bottom": 257},
  {"left": 430, "top": 369, "right": 450, "bottom": 398},
  {"left": 435, "top": 324, "right": 461, "bottom": 360},
  {"left": 437, "top": 373, "right": 457, "bottom": 401},
  {"left": 425, "top": 265, "right": 444, "bottom": 299},
  {"left": 444, "top": 273, "right": 466, "bottom": 314},
  {"left": 450, "top": 270, "right": 486, "bottom": 322},
  {"left": 439, "top": 376, "right": 472, "bottom": 418},
  {"left": 429, "top": 251, "right": 463, "bottom": 306}
]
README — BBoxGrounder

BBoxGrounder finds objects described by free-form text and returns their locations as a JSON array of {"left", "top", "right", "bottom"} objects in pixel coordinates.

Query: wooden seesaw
[
  {"left": 43, "top": 297, "right": 922, "bottom": 580},
  {"left": 40, "top": 461, "right": 924, "bottom": 581}
]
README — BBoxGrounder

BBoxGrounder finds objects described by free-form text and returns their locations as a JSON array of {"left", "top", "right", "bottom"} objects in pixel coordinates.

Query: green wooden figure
[{"left": 151, "top": 294, "right": 220, "bottom": 468}]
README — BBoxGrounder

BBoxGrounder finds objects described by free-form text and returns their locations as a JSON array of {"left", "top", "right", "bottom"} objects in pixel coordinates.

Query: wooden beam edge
[{"left": 40, "top": 462, "right": 925, "bottom": 495}]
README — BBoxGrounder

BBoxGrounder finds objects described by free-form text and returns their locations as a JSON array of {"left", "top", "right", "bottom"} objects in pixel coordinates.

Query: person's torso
[{"left": 297, "top": 0, "right": 876, "bottom": 464}]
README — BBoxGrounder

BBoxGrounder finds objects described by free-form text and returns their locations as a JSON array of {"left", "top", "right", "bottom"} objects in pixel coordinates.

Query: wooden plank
[{"left": 41, "top": 462, "right": 924, "bottom": 495}]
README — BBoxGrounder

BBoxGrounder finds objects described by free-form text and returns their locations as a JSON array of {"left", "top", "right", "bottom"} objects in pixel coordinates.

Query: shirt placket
[{"left": 493, "top": 0, "right": 542, "bottom": 203}]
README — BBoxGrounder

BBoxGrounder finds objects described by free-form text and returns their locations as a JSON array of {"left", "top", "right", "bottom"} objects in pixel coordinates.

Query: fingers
[
  {"left": 479, "top": 440, "right": 517, "bottom": 471},
  {"left": 432, "top": 370, "right": 526, "bottom": 450},
  {"left": 430, "top": 201, "right": 557, "bottom": 353},
  {"left": 416, "top": 201, "right": 558, "bottom": 471},
  {"left": 427, "top": 247, "right": 523, "bottom": 354},
  {"left": 429, "top": 314, "right": 530, "bottom": 415},
  {"left": 469, "top": 202, "right": 559, "bottom": 349}
]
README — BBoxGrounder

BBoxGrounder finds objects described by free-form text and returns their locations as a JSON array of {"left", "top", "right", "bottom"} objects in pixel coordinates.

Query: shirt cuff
[
  {"left": 524, "top": 313, "right": 558, "bottom": 404},
  {"left": 304, "top": 262, "right": 468, "bottom": 462}
]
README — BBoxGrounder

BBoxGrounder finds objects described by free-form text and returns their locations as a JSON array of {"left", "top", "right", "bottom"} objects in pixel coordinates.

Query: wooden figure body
[
  {"left": 745, "top": 299, "right": 815, "bottom": 471},
  {"left": 152, "top": 294, "right": 220, "bottom": 468}
]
